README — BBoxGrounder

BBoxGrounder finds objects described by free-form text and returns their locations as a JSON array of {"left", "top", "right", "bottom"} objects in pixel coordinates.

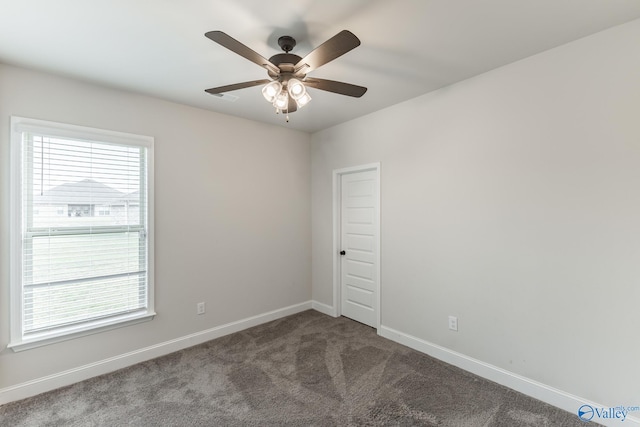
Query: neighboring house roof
[{"left": 34, "top": 179, "right": 138, "bottom": 205}]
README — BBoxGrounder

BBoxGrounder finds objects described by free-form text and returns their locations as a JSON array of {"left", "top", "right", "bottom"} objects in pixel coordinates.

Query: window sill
[{"left": 8, "top": 311, "right": 156, "bottom": 352}]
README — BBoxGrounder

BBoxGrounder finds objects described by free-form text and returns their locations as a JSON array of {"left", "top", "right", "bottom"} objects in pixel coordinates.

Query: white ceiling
[{"left": 2, "top": 0, "right": 640, "bottom": 133}]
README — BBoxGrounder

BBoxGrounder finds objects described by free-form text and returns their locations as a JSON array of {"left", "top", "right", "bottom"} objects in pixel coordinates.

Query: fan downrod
[{"left": 277, "top": 36, "right": 296, "bottom": 53}]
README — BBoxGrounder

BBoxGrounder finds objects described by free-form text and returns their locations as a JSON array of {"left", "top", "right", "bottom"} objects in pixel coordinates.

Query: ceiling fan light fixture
[
  {"left": 287, "top": 78, "right": 306, "bottom": 100},
  {"left": 273, "top": 90, "right": 289, "bottom": 110},
  {"left": 262, "top": 81, "right": 282, "bottom": 103},
  {"left": 296, "top": 92, "right": 312, "bottom": 108}
]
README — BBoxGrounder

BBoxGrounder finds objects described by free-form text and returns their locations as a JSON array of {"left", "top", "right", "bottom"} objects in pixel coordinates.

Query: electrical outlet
[
  {"left": 197, "top": 302, "right": 206, "bottom": 315},
  {"left": 448, "top": 315, "right": 458, "bottom": 331}
]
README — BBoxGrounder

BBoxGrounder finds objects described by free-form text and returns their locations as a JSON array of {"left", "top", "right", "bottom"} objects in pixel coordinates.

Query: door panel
[
  {"left": 346, "top": 207, "right": 374, "bottom": 224},
  {"left": 345, "top": 259, "right": 374, "bottom": 282},
  {"left": 346, "top": 234, "right": 374, "bottom": 253},
  {"left": 346, "top": 285, "right": 374, "bottom": 308}
]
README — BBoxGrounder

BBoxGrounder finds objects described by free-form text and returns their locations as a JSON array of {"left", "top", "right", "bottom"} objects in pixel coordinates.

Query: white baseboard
[
  {"left": 379, "top": 325, "right": 639, "bottom": 427},
  {"left": 0, "top": 301, "right": 312, "bottom": 405},
  {"left": 311, "top": 300, "right": 337, "bottom": 317}
]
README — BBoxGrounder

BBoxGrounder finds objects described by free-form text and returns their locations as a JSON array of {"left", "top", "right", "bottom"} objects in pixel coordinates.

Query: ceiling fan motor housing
[
  {"left": 277, "top": 35, "right": 296, "bottom": 53},
  {"left": 267, "top": 53, "right": 304, "bottom": 79}
]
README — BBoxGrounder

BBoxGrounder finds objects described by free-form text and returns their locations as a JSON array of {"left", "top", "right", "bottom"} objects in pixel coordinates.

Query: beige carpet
[{"left": 0, "top": 310, "right": 592, "bottom": 426}]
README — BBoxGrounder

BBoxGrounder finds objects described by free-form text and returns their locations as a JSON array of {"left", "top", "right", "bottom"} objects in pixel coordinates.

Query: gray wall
[
  {"left": 312, "top": 19, "right": 640, "bottom": 405},
  {"left": 0, "top": 64, "right": 311, "bottom": 388}
]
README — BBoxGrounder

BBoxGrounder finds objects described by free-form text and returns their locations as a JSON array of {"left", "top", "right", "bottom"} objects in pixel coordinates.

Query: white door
[{"left": 340, "top": 169, "right": 379, "bottom": 328}]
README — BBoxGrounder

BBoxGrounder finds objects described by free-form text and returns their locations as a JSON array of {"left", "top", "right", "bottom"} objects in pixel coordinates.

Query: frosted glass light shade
[
  {"left": 287, "top": 78, "right": 306, "bottom": 100},
  {"left": 273, "top": 91, "right": 289, "bottom": 110},
  {"left": 296, "top": 92, "right": 312, "bottom": 108},
  {"left": 262, "top": 81, "right": 282, "bottom": 102}
]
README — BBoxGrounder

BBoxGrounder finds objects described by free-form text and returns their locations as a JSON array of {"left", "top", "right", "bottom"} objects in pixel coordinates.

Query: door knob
[{"left": 340, "top": 250, "right": 346, "bottom": 256}]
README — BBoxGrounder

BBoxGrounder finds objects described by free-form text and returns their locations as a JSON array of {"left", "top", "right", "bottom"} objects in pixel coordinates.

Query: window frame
[{"left": 9, "top": 116, "right": 155, "bottom": 351}]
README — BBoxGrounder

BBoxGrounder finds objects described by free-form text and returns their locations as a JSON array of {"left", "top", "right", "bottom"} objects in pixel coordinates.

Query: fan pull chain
[{"left": 273, "top": 107, "right": 290, "bottom": 123}]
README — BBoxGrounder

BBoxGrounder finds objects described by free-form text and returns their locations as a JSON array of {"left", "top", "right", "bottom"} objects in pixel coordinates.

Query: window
[{"left": 9, "top": 117, "right": 155, "bottom": 351}]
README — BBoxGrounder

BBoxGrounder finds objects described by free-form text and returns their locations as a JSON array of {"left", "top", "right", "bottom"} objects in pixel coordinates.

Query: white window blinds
[{"left": 10, "top": 117, "right": 155, "bottom": 350}]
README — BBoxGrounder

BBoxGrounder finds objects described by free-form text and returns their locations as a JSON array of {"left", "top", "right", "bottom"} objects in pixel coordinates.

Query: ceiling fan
[{"left": 204, "top": 30, "right": 367, "bottom": 120}]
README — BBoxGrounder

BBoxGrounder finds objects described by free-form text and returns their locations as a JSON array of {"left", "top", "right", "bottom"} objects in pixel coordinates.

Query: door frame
[{"left": 332, "top": 162, "right": 381, "bottom": 329}]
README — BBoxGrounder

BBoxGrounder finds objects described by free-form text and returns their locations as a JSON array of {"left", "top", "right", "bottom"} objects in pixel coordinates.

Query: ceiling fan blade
[
  {"left": 303, "top": 77, "right": 367, "bottom": 98},
  {"left": 205, "top": 31, "right": 280, "bottom": 75},
  {"left": 205, "top": 79, "right": 271, "bottom": 94},
  {"left": 294, "top": 30, "right": 361, "bottom": 74}
]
